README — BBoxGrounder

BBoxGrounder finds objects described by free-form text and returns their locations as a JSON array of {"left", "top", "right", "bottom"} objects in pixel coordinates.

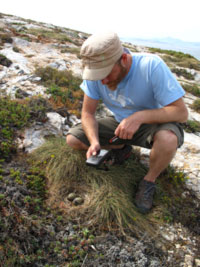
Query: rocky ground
[{"left": 0, "top": 12, "right": 200, "bottom": 266}]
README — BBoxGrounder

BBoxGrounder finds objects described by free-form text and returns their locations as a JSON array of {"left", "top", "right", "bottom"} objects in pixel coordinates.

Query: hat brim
[{"left": 82, "top": 63, "right": 115, "bottom": 81}]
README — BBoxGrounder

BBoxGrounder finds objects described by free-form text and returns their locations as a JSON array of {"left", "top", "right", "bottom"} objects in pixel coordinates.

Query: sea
[{"left": 121, "top": 37, "right": 200, "bottom": 61}]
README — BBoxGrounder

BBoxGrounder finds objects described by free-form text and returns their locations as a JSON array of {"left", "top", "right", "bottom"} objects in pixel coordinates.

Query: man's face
[{"left": 101, "top": 60, "right": 127, "bottom": 90}]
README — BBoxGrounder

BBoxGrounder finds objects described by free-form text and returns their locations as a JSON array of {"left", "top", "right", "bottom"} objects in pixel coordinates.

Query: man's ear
[{"left": 121, "top": 53, "right": 128, "bottom": 67}]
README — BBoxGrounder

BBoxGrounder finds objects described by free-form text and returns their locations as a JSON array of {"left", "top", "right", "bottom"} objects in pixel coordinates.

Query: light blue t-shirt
[{"left": 80, "top": 53, "right": 185, "bottom": 122}]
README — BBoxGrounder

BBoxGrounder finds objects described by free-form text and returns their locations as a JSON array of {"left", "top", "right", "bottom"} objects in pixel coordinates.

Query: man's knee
[
  {"left": 66, "top": 134, "right": 88, "bottom": 150},
  {"left": 153, "top": 130, "right": 178, "bottom": 150}
]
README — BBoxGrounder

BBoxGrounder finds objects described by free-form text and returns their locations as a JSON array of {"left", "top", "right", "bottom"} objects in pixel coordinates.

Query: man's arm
[
  {"left": 81, "top": 94, "right": 100, "bottom": 158},
  {"left": 115, "top": 98, "right": 188, "bottom": 140}
]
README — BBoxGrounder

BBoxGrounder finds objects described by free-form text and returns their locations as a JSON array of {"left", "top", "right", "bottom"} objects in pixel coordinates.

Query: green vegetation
[
  {"left": 0, "top": 97, "right": 52, "bottom": 160},
  {"left": 17, "top": 27, "right": 80, "bottom": 46},
  {"left": 0, "top": 97, "right": 30, "bottom": 160},
  {"left": 182, "top": 120, "right": 200, "bottom": 133},
  {"left": 29, "top": 137, "right": 198, "bottom": 240},
  {"left": 191, "top": 99, "right": 200, "bottom": 113},
  {"left": 149, "top": 47, "right": 195, "bottom": 59},
  {"left": 171, "top": 67, "right": 194, "bottom": 80},
  {"left": 35, "top": 67, "right": 83, "bottom": 116},
  {"left": 181, "top": 83, "right": 200, "bottom": 97},
  {"left": 60, "top": 47, "right": 81, "bottom": 58},
  {"left": 123, "top": 43, "right": 139, "bottom": 53},
  {"left": 149, "top": 47, "right": 200, "bottom": 71}
]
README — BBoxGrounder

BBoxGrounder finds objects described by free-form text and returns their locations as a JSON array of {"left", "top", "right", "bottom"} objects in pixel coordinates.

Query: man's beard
[{"left": 107, "top": 64, "right": 127, "bottom": 90}]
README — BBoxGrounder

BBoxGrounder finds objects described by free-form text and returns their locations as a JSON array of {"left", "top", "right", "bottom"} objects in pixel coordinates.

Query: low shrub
[
  {"left": 181, "top": 83, "right": 200, "bottom": 97},
  {"left": 171, "top": 67, "right": 194, "bottom": 80},
  {"left": 0, "top": 97, "right": 30, "bottom": 160},
  {"left": 35, "top": 67, "right": 83, "bottom": 116},
  {"left": 182, "top": 120, "right": 200, "bottom": 133},
  {"left": 191, "top": 99, "right": 200, "bottom": 113}
]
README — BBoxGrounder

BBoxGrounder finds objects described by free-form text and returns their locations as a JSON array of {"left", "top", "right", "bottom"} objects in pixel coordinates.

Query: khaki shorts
[{"left": 67, "top": 116, "right": 184, "bottom": 149}]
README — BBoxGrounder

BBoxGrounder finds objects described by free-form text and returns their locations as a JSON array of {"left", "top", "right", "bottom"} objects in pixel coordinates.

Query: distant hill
[{"left": 121, "top": 37, "right": 200, "bottom": 60}]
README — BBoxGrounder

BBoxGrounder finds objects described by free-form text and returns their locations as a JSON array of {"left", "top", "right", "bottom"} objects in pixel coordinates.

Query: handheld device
[{"left": 86, "top": 149, "right": 111, "bottom": 167}]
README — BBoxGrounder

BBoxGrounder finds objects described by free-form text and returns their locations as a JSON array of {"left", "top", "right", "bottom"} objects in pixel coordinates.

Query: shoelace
[{"left": 143, "top": 182, "right": 156, "bottom": 201}]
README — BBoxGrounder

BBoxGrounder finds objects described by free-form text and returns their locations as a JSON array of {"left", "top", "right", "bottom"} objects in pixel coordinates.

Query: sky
[{"left": 1, "top": 0, "right": 200, "bottom": 42}]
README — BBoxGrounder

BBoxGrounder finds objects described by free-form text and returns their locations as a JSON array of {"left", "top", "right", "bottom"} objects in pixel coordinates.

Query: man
[{"left": 66, "top": 32, "right": 188, "bottom": 213}]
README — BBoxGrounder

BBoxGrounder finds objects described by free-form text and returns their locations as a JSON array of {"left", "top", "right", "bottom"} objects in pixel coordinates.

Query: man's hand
[
  {"left": 114, "top": 114, "right": 141, "bottom": 139},
  {"left": 86, "top": 143, "right": 101, "bottom": 159}
]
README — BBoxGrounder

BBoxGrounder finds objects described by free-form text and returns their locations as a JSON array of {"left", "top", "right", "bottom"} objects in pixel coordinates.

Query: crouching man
[{"left": 66, "top": 32, "right": 188, "bottom": 213}]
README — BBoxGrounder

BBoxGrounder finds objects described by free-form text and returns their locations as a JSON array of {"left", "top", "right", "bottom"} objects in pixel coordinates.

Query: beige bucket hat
[{"left": 80, "top": 32, "right": 123, "bottom": 81}]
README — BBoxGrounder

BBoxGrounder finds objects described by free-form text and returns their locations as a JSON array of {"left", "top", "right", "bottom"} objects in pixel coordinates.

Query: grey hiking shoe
[
  {"left": 111, "top": 145, "right": 132, "bottom": 164},
  {"left": 135, "top": 179, "right": 156, "bottom": 214}
]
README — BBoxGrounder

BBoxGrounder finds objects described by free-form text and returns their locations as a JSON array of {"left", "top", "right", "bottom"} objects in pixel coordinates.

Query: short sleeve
[
  {"left": 80, "top": 80, "right": 100, "bottom": 100},
  {"left": 151, "top": 59, "right": 185, "bottom": 106}
]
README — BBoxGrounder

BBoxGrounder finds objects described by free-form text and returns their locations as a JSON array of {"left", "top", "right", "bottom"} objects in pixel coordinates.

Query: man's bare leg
[
  {"left": 144, "top": 130, "right": 178, "bottom": 182},
  {"left": 66, "top": 134, "right": 88, "bottom": 150},
  {"left": 135, "top": 130, "right": 178, "bottom": 213}
]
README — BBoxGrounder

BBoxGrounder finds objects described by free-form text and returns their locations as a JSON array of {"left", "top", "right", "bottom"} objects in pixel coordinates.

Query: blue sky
[{"left": 1, "top": 0, "right": 200, "bottom": 42}]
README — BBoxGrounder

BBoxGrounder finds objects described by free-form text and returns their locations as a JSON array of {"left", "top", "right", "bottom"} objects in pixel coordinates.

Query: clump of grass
[
  {"left": 191, "top": 99, "right": 200, "bottom": 113},
  {"left": 35, "top": 66, "right": 81, "bottom": 90},
  {"left": 171, "top": 67, "right": 194, "bottom": 80},
  {"left": 182, "top": 120, "right": 200, "bottom": 133},
  {"left": 29, "top": 137, "right": 200, "bottom": 241},
  {"left": 29, "top": 137, "right": 154, "bottom": 236},
  {"left": 181, "top": 83, "right": 200, "bottom": 97},
  {"left": 60, "top": 47, "right": 81, "bottom": 58}
]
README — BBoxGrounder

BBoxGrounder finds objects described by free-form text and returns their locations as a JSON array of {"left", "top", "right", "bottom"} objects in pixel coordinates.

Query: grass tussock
[
  {"left": 29, "top": 137, "right": 199, "bottom": 240},
  {"left": 29, "top": 137, "right": 155, "bottom": 236}
]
